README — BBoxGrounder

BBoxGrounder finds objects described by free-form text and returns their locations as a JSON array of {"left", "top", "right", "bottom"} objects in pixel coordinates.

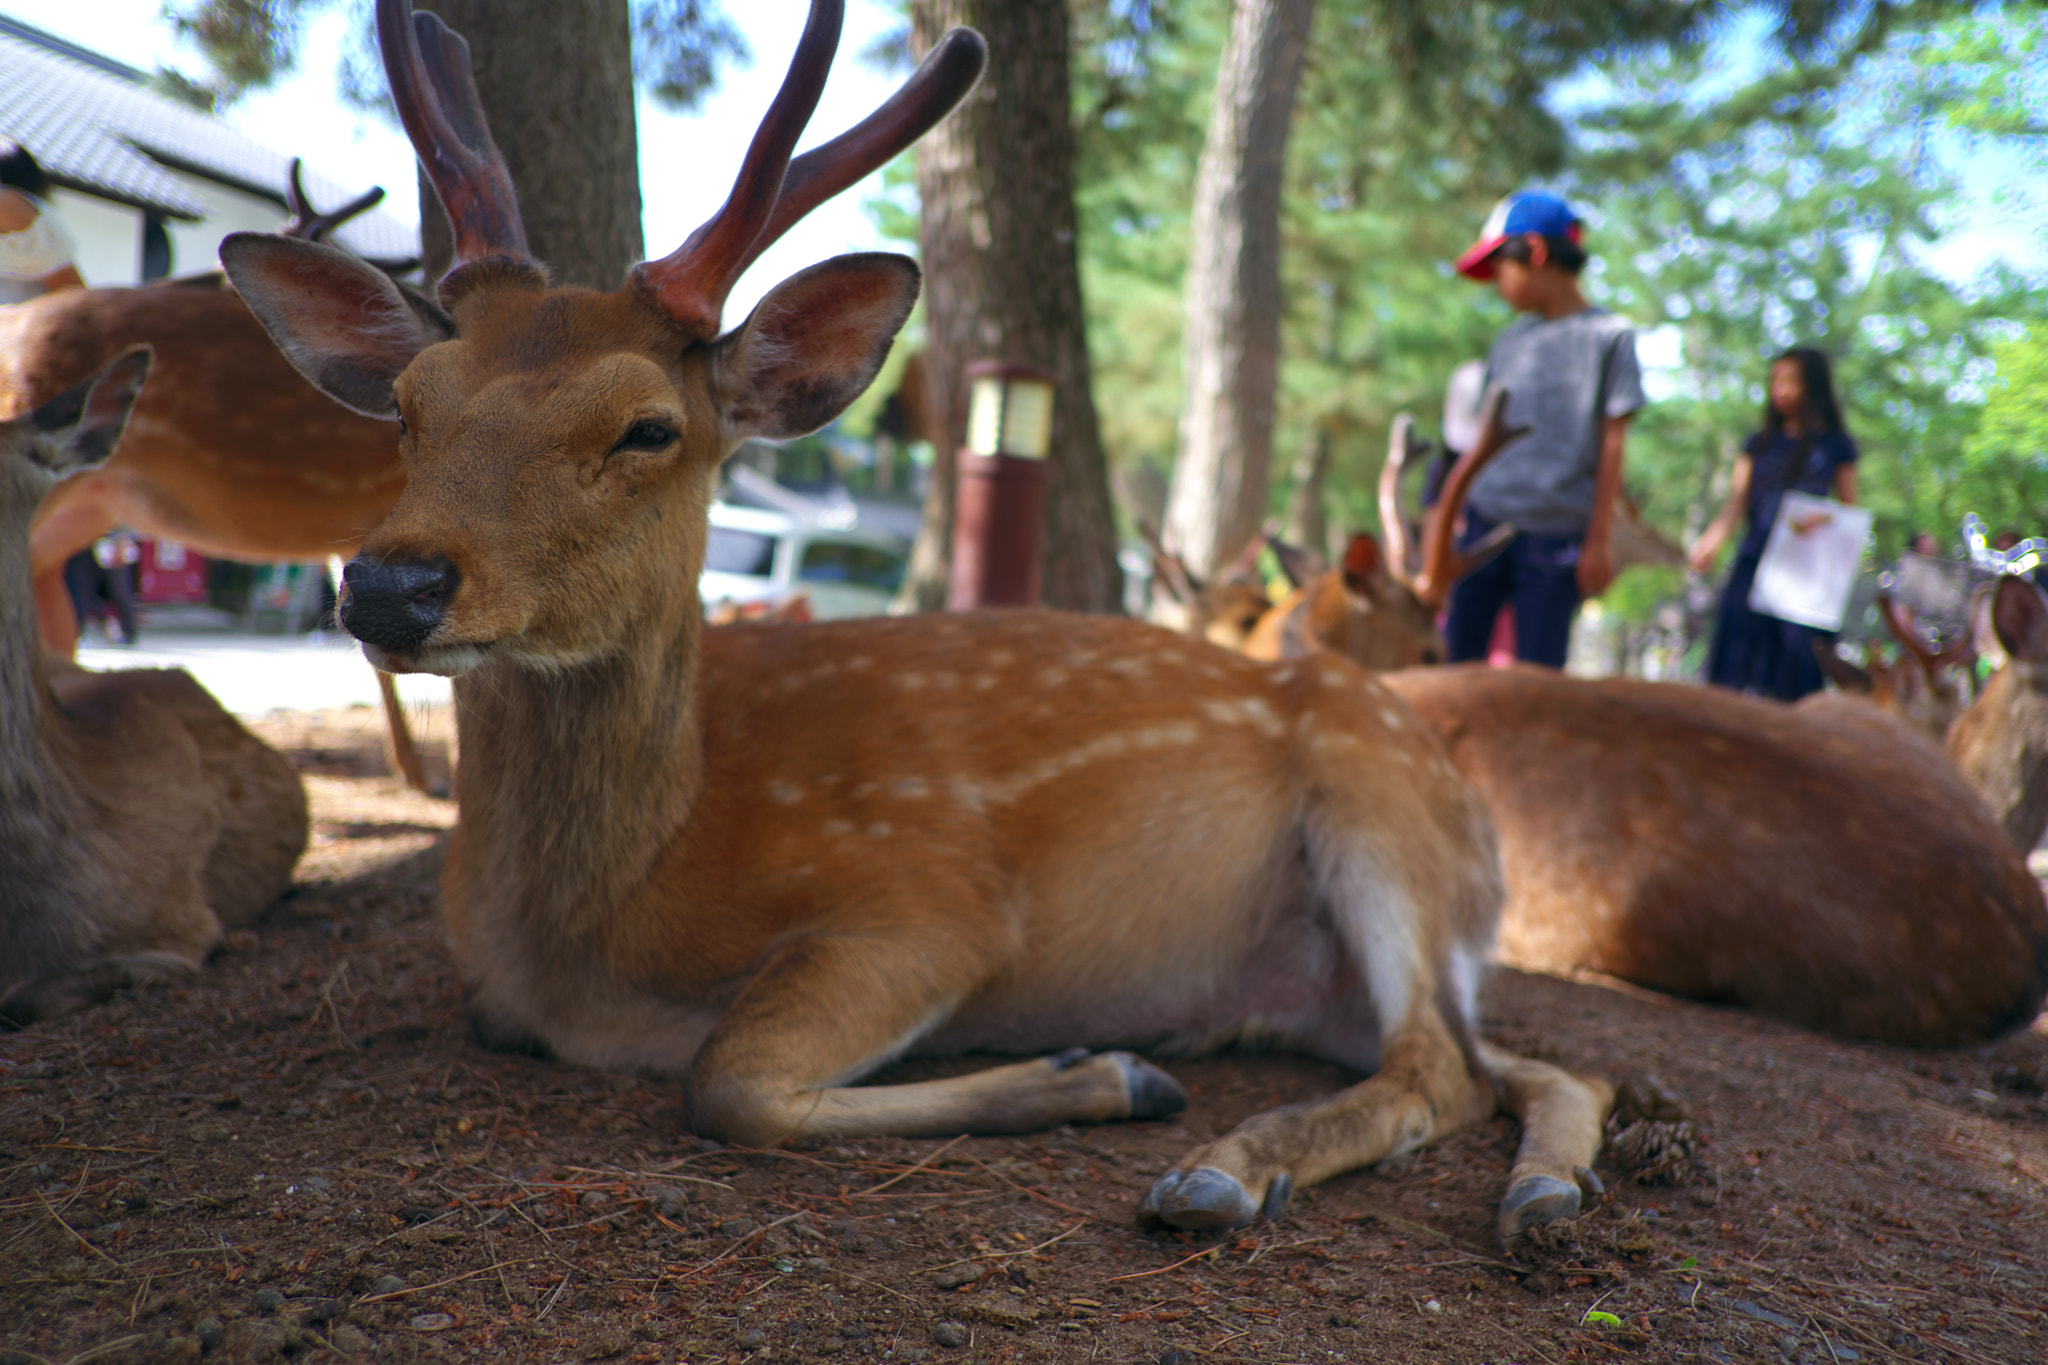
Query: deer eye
[
  {"left": 391, "top": 404, "right": 407, "bottom": 435},
  {"left": 613, "top": 422, "right": 676, "bottom": 452}
]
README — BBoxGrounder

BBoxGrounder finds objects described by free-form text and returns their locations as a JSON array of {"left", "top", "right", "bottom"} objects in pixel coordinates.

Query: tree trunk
[
  {"left": 1281, "top": 422, "right": 1331, "bottom": 562},
  {"left": 420, "top": 0, "right": 643, "bottom": 289},
  {"left": 1160, "top": 0, "right": 1315, "bottom": 580},
  {"left": 901, "top": 0, "right": 1123, "bottom": 614}
]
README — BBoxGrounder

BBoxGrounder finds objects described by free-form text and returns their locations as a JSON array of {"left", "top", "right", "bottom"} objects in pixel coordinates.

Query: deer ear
[
  {"left": 220, "top": 233, "right": 453, "bottom": 418},
  {"left": 1342, "top": 533, "right": 1385, "bottom": 598},
  {"left": 1991, "top": 575, "right": 2048, "bottom": 663},
  {"left": 715, "top": 254, "right": 920, "bottom": 442},
  {"left": 24, "top": 346, "right": 152, "bottom": 476}
]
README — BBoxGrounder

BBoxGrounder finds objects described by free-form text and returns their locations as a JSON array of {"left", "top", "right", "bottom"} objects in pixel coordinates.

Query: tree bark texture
[
  {"left": 1281, "top": 422, "right": 1332, "bottom": 564},
  {"left": 1161, "top": 0, "right": 1315, "bottom": 580},
  {"left": 418, "top": 0, "right": 643, "bottom": 289},
  {"left": 902, "top": 0, "right": 1123, "bottom": 614}
]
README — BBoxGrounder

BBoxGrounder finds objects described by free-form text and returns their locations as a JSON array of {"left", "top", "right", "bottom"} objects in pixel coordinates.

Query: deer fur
[
  {"left": 216, "top": 0, "right": 1615, "bottom": 1243},
  {"left": 1386, "top": 665, "right": 2047, "bottom": 1046},
  {"left": 2, "top": 174, "right": 432, "bottom": 790},
  {"left": 0, "top": 350, "right": 308, "bottom": 1028},
  {"left": 1949, "top": 576, "right": 2048, "bottom": 854}
]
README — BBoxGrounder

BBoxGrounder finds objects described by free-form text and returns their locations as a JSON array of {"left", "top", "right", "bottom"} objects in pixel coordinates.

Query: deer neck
[
  {"left": 444, "top": 559, "right": 711, "bottom": 923},
  {"left": 1952, "top": 660, "right": 2048, "bottom": 853},
  {"left": 0, "top": 503, "right": 67, "bottom": 818}
]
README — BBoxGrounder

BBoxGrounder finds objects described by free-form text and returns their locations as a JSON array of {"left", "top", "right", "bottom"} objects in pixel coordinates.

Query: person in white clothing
[{"left": 0, "top": 142, "right": 85, "bottom": 303}]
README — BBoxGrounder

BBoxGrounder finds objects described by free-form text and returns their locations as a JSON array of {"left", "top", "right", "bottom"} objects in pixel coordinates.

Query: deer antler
[
  {"left": 1378, "top": 414, "right": 1429, "bottom": 582},
  {"left": 281, "top": 158, "right": 388, "bottom": 243},
  {"left": 376, "top": 0, "right": 529, "bottom": 266},
  {"left": 634, "top": 3, "right": 987, "bottom": 338},
  {"left": 1410, "top": 389, "right": 1526, "bottom": 608},
  {"left": 1878, "top": 594, "right": 1975, "bottom": 679}
]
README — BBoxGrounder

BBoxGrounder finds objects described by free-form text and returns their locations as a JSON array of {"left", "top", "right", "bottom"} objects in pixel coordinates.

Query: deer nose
[{"left": 341, "top": 556, "right": 460, "bottom": 652}]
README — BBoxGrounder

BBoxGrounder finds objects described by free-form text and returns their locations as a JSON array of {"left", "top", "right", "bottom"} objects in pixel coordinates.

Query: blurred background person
[{"left": 1689, "top": 347, "right": 1858, "bottom": 700}]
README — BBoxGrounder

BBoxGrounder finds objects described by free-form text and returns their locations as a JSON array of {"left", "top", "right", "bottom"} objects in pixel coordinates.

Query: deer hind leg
[
  {"left": 1477, "top": 1040, "right": 1615, "bottom": 1242},
  {"left": 682, "top": 931, "right": 1186, "bottom": 1147},
  {"left": 1138, "top": 990, "right": 1494, "bottom": 1234}
]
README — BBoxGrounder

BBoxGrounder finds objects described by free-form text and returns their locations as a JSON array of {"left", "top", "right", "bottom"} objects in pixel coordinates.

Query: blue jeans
[{"left": 1443, "top": 510, "right": 1582, "bottom": 669}]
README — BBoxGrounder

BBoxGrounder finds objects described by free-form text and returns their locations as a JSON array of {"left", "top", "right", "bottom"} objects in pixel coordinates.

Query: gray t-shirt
[{"left": 1469, "top": 308, "right": 1645, "bottom": 536}]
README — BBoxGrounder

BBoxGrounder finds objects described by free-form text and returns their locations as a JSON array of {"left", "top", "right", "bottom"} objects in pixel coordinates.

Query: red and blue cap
[{"left": 1454, "top": 191, "right": 1584, "bottom": 281}]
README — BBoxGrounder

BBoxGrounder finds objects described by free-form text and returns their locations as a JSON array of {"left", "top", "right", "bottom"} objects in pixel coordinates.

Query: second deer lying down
[
  {"left": 1, "top": 351, "right": 308, "bottom": 1028},
  {"left": 1387, "top": 666, "right": 2047, "bottom": 1046},
  {"left": 221, "top": 0, "right": 1614, "bottom": 1241},
  {"left": 1169, "top": 419, "right": 2047, "bottom": 1044}
]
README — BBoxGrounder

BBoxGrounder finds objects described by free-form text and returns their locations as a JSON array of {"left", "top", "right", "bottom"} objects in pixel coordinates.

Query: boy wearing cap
[{"left": 1444, "top": 190, "right": 1644, "bottom": 668}]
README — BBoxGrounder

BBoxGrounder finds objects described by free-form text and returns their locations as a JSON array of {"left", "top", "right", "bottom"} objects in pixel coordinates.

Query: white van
[{"left": 700, "top": 503, "right": 909, "bottom": 620}]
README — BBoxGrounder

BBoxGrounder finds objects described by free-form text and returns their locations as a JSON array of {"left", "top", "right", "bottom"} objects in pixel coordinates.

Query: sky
[{"left": 0, "top": 0, "right": 905, "bottom": 321}]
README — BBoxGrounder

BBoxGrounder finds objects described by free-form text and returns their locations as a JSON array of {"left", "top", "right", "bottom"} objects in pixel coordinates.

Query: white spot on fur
[
  {"left": 768, "top": 780, "right": 804, "bottom": 805},
  {"left": 890, "top": 777, "right": 929, "bottom": 799},
  {"left": 897, "top": 672, "right": 927, "bottom": 689},
  {"left": 867, "top": 822, "right": 893, "bottom": 838},
  {"left": 823, "top": 819, "right": 854, "bottom": 837},
  {"left": 1242, "top": 698, "right": 1285, "bottom": 737},
  {"left": 1378, "top": 708, "right": 1405, "bottom": 731}
]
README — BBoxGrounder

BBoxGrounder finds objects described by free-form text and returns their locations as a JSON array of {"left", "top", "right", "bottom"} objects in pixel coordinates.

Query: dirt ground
[{"left": 4, "top": 704, "right": 2046, "bottom": 1365}]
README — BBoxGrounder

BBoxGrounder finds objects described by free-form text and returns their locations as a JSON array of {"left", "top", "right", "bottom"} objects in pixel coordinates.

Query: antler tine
[
  {"left": 634, "top": 0, "right": 847, "bottom": 337},
  {"left": 1878, "top": 594, "right": 1972, "bottom": 677},
  {"left": 1379, "top": 414, "right": 1423, "bottom": 582},
  {"left": 1223, "top": 522, "right": 1275, "bottom": 583},
  {"left": 376, "top": 0, "right": 529, "bottom": 266},
  {"left": 741, "top": 29, "right": 988, "bottom": 284},
  {"left": 281, "top": 157, "right": 390, "bottom": 244},
  {"left": 1412, "top": 388, "right": 1526, "bottom": 608},
  {"left": 283, "top": 158, "right": 313, "bottom": 233}
]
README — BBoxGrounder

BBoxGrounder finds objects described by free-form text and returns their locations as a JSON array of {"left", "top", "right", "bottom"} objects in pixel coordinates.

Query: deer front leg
[
  {"left": 1477, "top": 1040, "right": 1615, "bottom": 1242},
  {"left": 682, "top": 932, "right": 1186, "bottom": 1146},
  {"left": 1138, "top": 996, "right": 1495, "bottom": 1234}
]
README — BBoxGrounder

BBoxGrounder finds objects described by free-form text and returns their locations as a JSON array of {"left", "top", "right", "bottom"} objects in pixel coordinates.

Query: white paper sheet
[{"left": 1749, "top": 492, "right": 1873, "bottom": 631}]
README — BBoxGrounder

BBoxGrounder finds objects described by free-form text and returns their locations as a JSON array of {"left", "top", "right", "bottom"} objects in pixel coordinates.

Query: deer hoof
[
  {"left": 1103, "top": 1052, "right": 1188, "bottom": 1120},
  {"left": 1498, "top": 1173, "right": 1582, "bottom": 1241},
  {"left": 1137, "top": 1167, "right": 1259, "bottom": 1233},
  {"left": 1261, "top": 1172, "right": 1294, "bottom": 1221}
]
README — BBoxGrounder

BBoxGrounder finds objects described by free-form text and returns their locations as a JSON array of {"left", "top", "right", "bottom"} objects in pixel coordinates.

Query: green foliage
[
  {"left": 1571, "top": 3, "right": 2048, "bottom": 615},
  {"left": 168, "top": 0, "right": 746, "bottom": 112}
]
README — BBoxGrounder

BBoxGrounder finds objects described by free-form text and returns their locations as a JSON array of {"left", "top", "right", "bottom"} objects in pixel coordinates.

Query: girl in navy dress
[{"left": 1689, "top": 348, "right": 1859, "bottom": 700}]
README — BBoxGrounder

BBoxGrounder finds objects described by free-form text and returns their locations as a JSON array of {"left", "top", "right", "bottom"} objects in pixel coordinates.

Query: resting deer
[
  {"left": 1947, "top": 574, "right": 2048, "bottom": 855},
  {"left": 1815, "top": 595, "right": 1975, "bottom": 744},
  {"left": 1386, "top": 665, "right": 2046, "bottom": 1046},
  {"left": 1234, "top": 402, "right": 1526, "bottom": 669},
  {"left": 1, "top": 349, "right": 308, "bottom": 1028},
  {"left": 219, "top": 0, "right": 1614, "bottom": 1241},
  {"left": 1156, "top": 423, "right": 2047, "bottom": 1043},
  {"left": 2, "top": 165, "right": 432, "bottom": 790}
]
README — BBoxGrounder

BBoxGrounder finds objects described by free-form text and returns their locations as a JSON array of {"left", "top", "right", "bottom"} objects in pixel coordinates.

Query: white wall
[
  {"left": 49, "top": 170, "right": 290, "bottom": 288},
  {"left": 158, "top": 166, "right": 290, "bottom": 276},
  {"left": 47, "top": 187, "right": 142, "bottom": 286}
]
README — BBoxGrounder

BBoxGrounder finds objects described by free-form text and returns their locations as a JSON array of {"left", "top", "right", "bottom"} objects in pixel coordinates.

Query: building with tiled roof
[{"left": 0, "top": 12, "right": 415, "bottom": 284}]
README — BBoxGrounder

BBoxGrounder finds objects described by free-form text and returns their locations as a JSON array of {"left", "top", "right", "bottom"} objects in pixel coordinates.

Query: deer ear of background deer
[
  {"left": 713, "top": 254, "right": 920, "bottom": 443},
  {"left": 218, "top": 234, "right": 453, "bottom": 418},
  {"left": 1341, "top": 533, "right": 1385, "bottom": 599},
  {"left": 1989, "top": 576, "right": 2048, "bottom": 665},
  {"left": 24, "top": 347, "right": 153, "bottom": 475}
]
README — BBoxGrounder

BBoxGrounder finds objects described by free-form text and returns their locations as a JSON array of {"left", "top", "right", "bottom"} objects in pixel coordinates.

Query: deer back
[{"left": 1387, "top": 664, "right": 2048, "bottom": 1045}]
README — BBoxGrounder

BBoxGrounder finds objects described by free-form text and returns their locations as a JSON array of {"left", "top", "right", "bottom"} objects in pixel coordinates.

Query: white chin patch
[{"left": 359, "top": 641, "right": 488, "bottom": 678}]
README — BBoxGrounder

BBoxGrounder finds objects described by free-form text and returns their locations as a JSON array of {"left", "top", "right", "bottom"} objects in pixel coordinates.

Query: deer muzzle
[{"left": 342, "top": 555, "right": 461, "bottom": 654}]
